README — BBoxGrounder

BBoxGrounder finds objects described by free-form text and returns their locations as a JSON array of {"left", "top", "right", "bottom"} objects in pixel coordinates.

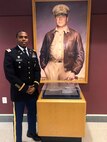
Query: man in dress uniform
[
  {"left": 4, "top": 31, "right": 41, "bottom": 142},
  {"left": 40, "top": 4, "right": 84, "bottom": 80}
]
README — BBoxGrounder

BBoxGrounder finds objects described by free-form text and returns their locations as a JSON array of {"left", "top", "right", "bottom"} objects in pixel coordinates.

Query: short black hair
[{"left": 16, "top": 30, "right": 28, "bottom": 38}]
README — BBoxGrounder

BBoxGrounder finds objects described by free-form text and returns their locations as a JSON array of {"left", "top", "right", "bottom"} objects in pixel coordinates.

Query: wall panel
[{"left": 81, "top": 14, "right": 107, "bottom": 114}]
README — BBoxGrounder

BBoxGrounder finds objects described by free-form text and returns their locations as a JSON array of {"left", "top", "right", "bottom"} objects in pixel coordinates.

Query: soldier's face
[
  {"left": 55, "top": 15, "right": 68, "bottom": 28},
  {"left": 17, "top": 32, "right": 29, "bottom": 47}
]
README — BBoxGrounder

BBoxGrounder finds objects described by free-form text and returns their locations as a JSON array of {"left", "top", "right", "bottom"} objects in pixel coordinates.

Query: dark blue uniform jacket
[{"left": 4, "top": 46, "right": 41, "bottom": 102}]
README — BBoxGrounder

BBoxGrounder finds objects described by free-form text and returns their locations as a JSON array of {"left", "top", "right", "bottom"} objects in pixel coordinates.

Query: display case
[
  {"left": 37, "top": 83, "right": 86, "bottom": 139},
  {"left": 42, "top": 83, "right": 80, "bottom": 99}
]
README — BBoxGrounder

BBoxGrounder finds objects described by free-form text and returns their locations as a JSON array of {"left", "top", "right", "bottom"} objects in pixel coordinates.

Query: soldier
[
  {"left": 40, "top": 4, "right": 84, "bottom": 80},
  {"left": 4, "top": 31, "right": 41, "bottom": 142}
]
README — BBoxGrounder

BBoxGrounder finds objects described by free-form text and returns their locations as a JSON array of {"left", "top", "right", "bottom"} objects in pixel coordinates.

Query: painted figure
[{"left": 40, "top": 4, "right": 84, "bottom": 80}]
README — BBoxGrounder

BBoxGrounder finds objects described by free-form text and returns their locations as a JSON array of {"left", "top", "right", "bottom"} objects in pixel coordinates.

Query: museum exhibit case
[{"left": 37, "top": 83, "right": 86, "bottom": 141}]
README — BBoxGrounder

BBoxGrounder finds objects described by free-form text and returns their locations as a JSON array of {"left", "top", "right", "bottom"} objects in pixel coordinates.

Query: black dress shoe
[{"left": 27, "top": 133, "right": 41, "bottom": 141}]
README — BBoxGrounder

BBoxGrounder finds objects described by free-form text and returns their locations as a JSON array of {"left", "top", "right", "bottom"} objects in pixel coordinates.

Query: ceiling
[{"left": 0, "top": 0, "right": 107, "bottom": 16}]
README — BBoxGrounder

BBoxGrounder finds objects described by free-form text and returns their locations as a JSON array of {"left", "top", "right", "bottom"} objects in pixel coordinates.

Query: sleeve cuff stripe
[
  {"left": 18, "top": 83, "right": 25, "bottom": 91},
  {"left": 34, "top": 81, "right": 39, "bottom": 85}
]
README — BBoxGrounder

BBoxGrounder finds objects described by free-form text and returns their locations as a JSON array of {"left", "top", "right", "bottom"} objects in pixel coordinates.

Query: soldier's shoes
[{"left": 27, "top": 133, "right": 41, "bottom": 141}]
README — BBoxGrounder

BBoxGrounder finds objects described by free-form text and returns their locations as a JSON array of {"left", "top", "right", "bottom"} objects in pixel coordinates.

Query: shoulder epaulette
[{"left": 6, "top": 49, "right": 11, "bottom": 52}]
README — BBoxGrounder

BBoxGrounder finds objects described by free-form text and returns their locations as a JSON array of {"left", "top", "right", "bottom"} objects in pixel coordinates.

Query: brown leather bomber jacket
[{"left": 40, "top": 28, "right": 84, "bottom": 75}]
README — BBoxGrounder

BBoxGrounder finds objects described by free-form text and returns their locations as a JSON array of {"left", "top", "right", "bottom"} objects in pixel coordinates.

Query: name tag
[{"left": 16, "top": 59, "right": 23, "bottom": 62}]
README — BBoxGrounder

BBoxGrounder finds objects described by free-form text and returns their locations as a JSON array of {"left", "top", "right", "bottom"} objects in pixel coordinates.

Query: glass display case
[{"left": 42, "top": 83, "right": 81, "bottom": 99}]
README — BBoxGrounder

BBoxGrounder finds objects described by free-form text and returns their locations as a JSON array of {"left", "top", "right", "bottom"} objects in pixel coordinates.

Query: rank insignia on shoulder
[{"left": 6, "top": 49, "right": 11, "bottom": 52}]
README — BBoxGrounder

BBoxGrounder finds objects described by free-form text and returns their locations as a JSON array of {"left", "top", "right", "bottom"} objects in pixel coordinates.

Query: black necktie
[{"left": 23, "top": 48, "right": 28, "bottom": 56}]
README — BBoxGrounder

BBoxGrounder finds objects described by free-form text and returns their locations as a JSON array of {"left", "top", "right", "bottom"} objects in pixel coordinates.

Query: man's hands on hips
[{"left": 66, "top": 71, "right": 76, "bottom": 80}]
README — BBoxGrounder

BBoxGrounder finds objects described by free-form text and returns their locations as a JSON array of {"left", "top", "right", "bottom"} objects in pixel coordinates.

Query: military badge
[{"left": 6, "top": 49, "right": 11, "bottom": 52}]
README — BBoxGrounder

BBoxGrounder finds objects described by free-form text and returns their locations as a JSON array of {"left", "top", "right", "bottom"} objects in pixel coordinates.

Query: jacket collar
[{"left": 53, "top": 26, "right": 70, "bottom": 34}]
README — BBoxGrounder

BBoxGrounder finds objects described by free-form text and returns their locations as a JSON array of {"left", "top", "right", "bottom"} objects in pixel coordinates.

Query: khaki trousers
[{"left": 44, "top": 61, "right": 69, "bottom": 80}]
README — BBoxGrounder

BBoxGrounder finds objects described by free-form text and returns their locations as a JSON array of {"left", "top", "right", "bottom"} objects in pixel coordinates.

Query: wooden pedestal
[{"left": 37, "top": 90, "right": 86, "bottom": 138}]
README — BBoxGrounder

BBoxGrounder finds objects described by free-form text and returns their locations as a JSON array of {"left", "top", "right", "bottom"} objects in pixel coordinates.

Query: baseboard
[
  {"left": 0, "top": 114, "right": 27, "bottom": 122},
  {"left": 86, "top": 114, "right": 107, "bottom": 122},
  {"left": 1, "top": 114, "right": 107, "bottom": 122}
]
